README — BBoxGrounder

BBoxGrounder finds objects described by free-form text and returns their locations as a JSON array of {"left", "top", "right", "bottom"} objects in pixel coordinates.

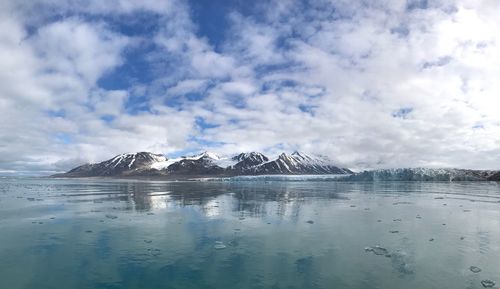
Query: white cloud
[
  {"left": 2, "top": 0, "right": 500, "bottom": 174},
  {"left": 31, "top": 19, "right": 129, "bottom": 87}
]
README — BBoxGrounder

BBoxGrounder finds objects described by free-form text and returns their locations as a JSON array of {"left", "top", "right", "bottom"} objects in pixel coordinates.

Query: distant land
[
  {"left": 51, "top": 151, "right": 352, "bottom": 178},
  {"left": 51, "top": 151, "right": 500, "bottom": 181}
]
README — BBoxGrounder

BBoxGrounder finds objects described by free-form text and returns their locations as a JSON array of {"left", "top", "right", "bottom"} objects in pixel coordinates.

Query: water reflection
[
  {"left": 49, "top": 180, "right": 351, "bottom": 218},
  {"left": 1, "top": 178, "right": 500, "bottom": 289}
]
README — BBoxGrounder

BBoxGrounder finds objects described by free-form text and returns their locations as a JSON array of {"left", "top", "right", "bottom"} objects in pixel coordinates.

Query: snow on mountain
[
  {"left": 150, "top": 151, "right": 237, "bottom": 170},
  {"left": 150, "top": 157, "right": 181, "bottom": 170},
  {"left": 53, "top": 150, "right": 353, "bottom": 177},
  {"left": 110, "top": 152, "right": 166, "bottom": 169},
  {"left": 255, "top": 151, "right": 352, "bottom": 175},
  {"left": 55, "top": 152, "right": 167, "bottom": 177},
  {"left": 230, "top": 152, "right": 269, "bottom": 171},
  {"left": 194, "top": 151, "right": 240, "bottom": 168},
  {"left": 52, "top": 152, "right": 500, "bottom": 180}
]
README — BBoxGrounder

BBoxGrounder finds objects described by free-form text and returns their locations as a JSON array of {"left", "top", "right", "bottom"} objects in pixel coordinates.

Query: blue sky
[{"left": 1, "top": 0, "right": 500, "bottom": 174}]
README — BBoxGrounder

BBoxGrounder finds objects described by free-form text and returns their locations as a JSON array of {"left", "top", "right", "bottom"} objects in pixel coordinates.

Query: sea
[{"left": 0, "top": 176, "right": 499, "bottom": 289}]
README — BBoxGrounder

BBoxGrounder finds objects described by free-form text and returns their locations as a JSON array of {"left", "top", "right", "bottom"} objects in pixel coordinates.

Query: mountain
[
  {"left": 51, "top": 152, "right": 166, "bottom": 177},
  {"left": 163, "top": 152, "right": 225, "bottom": 175},
  {"left": 51, "top": 151, "right": 352, "bottom": 178},
  {"left": 229, "top": 152, "right": 269, "bottom": 172},
  {"left": 51, "top": 153, "right": 500, "bottom": 181},
  {"left": 253, "top": 152, "right": 352, "bottom": 175}
]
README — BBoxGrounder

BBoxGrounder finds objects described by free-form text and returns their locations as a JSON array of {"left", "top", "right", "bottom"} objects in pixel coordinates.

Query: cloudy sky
[{"left": 1, "top": 0, "right": 500, "bottom": 175}]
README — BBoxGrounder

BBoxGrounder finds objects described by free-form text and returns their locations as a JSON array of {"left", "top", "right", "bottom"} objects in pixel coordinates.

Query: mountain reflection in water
[{"left": 0, "top": 178, "right": 499, "bottom": 289}]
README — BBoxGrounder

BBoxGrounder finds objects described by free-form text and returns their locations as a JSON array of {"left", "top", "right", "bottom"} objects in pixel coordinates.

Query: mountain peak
[
  {"left": 233, "top": 152, "right": 267, "bottom": 161},
  {"left": 291, "top": 151, "right": 312, "bottom": 160},
  {"left": 230, "top": 152, "right": 269, "bottom": 170},
  {"left": 189, "top": 151, "right": 221, "bottom": 160}
]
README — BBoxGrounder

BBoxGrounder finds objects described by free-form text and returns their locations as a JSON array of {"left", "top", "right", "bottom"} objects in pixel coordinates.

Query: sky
[{"left": 1, "top": 0, "right": 500, "bottom": 175}]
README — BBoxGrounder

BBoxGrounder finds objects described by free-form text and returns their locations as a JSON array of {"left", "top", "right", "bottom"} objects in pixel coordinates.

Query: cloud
[{"left": 2, "top": 0, "right": 500, "bottom": 174}]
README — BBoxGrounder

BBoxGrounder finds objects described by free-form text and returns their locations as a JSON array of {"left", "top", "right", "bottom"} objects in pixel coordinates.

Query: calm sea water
[{"left": 1, "top": 177, "right": 500, "bottom": 289}]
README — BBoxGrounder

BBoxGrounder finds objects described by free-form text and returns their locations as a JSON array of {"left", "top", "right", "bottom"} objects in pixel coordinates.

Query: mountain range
[
  {"left": 52, "top": 151, "right": 353, "bottom": 178},
  {"left": 50, "top": 151, "right": 500, "bottom": 181}
]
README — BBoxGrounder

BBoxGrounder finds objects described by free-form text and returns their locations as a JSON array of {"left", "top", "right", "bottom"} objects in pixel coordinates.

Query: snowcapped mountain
[
  {"left": 162, "top": 151, "right": 226, "bottom": 175},
  {"left": 51, "top": 152, "right": 500, "bottom": 181},
  {"left": 52, "top": 151, "right": 352, "bottom": 178},
  {"left": 229, "top": 152, "right": 269, "bottom": 172},
  {"left": 255, "top": 151, "right": 352, "bottom": 175},
  {"left": 52, "top": 152, "right": 166, "bottom": 177}
]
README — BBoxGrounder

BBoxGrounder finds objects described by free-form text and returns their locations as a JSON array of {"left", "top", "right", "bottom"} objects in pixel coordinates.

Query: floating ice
[
  {"left": 481, "top": 280, "right": 495, "bottom": 288},
  {"left": 365, "top": 246, "right": 389, "bottom": 256},
  {"left": 214, "top": 241, "right": 227, "bottom": 250},
  {"left": 470, "top": 266, "right": 482, "bottom": 273},
  {"left": 105, "top": 214, "right": 118, "bottom": 219},
  {"left": 306, "top": 220, "right": 314, "bottom": 224}
]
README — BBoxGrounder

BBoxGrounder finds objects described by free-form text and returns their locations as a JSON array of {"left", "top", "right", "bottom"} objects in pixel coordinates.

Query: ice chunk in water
[
  {"left": 470, "top": 266, "right": 482, "bottom": 273},
  {"left": 214, "top": 241, "right": 227, "bottom": 250},
  {"left": 365, "top": 246, "right": 389, "bottom": 256},
  {"left": 481, "top": 280, "right": 495, "bottom": 288}
]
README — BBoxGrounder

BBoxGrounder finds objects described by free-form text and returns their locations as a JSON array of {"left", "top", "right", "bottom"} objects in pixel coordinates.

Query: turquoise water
[{"left": 1, "top": 177, "right": 500, "bottom": 289}]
